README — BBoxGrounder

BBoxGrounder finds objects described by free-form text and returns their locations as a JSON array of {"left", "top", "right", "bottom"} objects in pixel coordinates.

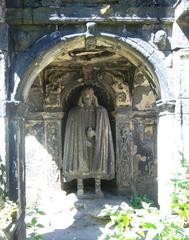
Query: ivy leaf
[
  {"left": 36, "top": 223, "right": 44, "bottom": 228},
  {"left": 31, "top": 217, "right": 37, "bottom": 225}
]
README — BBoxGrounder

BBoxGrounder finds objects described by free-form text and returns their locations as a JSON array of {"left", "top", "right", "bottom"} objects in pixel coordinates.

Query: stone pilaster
[
  {"left": 7, "top": 101, "right": 27, "bottom": 240},
  {"left": 114, "top": 108, "right": 134, "bottom": 195},
  {"left": 156, "top": 100, "right": 175, "bottom": 214},
  {"left": 7, "top": 102, "right": 27, "bottom": 206},
  {"left": 43, "top": 112, "right": 64, "bottom": 190},
  {"left": 173, "top": 49, "right": 189, "bottom": 160}
]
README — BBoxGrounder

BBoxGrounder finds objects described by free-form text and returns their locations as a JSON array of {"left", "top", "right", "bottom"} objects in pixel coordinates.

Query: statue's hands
[
  {"left": 86, "top": 140, "right": 92, "bottom": 147},
  {"left": 87, "top": 127, "right": 96, "bottom": 139}
]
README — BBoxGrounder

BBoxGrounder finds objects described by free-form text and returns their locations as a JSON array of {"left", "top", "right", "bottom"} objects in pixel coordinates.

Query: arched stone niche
[
  {"left": 12, "top": 30, "right": 173, "bottom": 102},
  {"left": 13, "top": 27, "right": 173, "bottom": 203}
]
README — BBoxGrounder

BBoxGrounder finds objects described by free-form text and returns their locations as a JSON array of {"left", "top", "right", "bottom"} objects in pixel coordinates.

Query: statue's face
[{"left": 82, "top": 91, "right": 93, "bottom": 106}]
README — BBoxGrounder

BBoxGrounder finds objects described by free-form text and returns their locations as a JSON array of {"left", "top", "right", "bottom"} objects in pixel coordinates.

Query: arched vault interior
[
  {"left": 27, "top": 45, "right": 158, "bottom": 113},
  {"left": 25, "top": 42, "right": 158, "bottom": 201}
]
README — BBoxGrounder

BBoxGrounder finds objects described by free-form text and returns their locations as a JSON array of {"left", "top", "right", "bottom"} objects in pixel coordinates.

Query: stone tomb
[{"left": 25, "top": 42, "right": 157, "bottom": 203}]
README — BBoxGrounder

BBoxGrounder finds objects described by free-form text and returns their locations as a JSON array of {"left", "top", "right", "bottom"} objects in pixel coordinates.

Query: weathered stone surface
[
  {"left": 175, "top": 0, "right": 189, "bottom": 23},
  {"left": 6, "top": 7, "right": 174, "bottom": 25},
  {"left": 173, "top": 49, "right": 189, "bottom": 99},
  {"left": 0, "top": 24, "right": 8, "bottom": 50},
  {"left": 0, "top": 0, "right": 5, "bottom": 23}
]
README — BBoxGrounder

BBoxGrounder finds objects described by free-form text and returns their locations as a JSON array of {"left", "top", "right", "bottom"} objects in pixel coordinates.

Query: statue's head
[
  {"left": 78, "top": 87, "right": 99, "bottom": 107},
  {"left": 153, "top": 30, "right": 167, "bottom": 50}
]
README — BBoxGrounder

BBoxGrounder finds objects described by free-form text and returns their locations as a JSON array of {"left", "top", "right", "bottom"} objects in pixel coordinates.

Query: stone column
[
  {"left": 115, "top": 109, "right": 134, "bottom": 195},
  {"left": 156, "top": 100, "right": 175, "bottom": 214},
  {"left": 7, "top": 102, "right": 27, "bottom": 239},
  {"left": 43, "top": 112, "right": 64, "bottom": 191}
]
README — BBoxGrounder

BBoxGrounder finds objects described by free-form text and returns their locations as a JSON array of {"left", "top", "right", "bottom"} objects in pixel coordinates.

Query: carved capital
[{"left": 156, "top": 100, "right": 175, "bottom": 114}]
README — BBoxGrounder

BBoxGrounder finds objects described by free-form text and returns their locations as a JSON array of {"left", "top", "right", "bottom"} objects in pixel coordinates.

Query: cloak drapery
[{"left": 63, "top": 106, "right": 115, "bottom": 181}]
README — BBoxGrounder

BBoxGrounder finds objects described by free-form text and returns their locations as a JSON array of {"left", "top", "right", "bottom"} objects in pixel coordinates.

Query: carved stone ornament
[
  {"left": 149, "top": 30, "right": 167, "bottom": 51},
  {"left": 112, "top": 81, "right": 131, "bottom": 108},
  {"left": 134, "top": 65, "right": 157, "bottom": 95},
  {"left": 43, "top": 71, "right": 65, "bottom": 107},
  {"left": 119, "top": 124, "right": 132, "bottom": 186},
  {"left": 85, "top": 22, "right": 96, "bottom": 50}
]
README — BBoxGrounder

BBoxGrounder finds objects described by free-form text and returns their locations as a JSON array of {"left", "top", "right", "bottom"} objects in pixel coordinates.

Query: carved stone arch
[{"left": 12, "top": 30, "right": 173, "bottom": 103}]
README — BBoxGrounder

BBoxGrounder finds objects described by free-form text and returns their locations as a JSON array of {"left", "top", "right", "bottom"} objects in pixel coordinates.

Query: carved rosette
[{"left": 112, "top": 81, "right": 131, "bottom": 108}]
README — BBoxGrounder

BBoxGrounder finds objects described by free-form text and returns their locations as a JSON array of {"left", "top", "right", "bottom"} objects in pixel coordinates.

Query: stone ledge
[{"left": 6, "top": 7, "right": 174, "bottom": 25}]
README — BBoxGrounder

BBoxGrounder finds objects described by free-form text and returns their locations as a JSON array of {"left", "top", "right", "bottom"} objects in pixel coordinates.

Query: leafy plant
[
  {"left": 99, "top": 155, "right": 189, "bottom": 240},
  {"left": 26, "top": 205, "right": 46, "bottom": 240},
  {"left": 171, "top": 155, "right": 189, "bottom": 234},
  {"left": 0, "top": 199, "right": 17, "bottom": 229},
  {"left": 130, "top": 195, "right": 154, "bottom": 209}
]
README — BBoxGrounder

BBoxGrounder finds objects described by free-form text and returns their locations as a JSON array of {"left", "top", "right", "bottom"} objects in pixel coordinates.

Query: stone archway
[
  {"left": 12, "top": 27, "right": 173, "bottom": 102},
  {"left": 9, "top": 25, "right": 175, "bottom": 223}
]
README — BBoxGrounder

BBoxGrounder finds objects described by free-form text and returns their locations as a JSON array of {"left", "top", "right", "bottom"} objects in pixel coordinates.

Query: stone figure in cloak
[{"left": 63, "top": 87, "right": 115, "bottom": 197}]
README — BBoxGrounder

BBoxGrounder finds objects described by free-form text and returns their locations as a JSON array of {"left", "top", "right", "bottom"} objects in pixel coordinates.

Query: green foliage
[
  {"left": 171, "top": 155, "right": 189, "bottom": 228},
  {"left": 0, "top": 199, "right": 17, "bottom": 230},
  {"left": 130, "top": 195, "right": 154, "bottom": 209},
  {"left": 99, "top": 155, "right": 189, "bottom": 240},
  {"left": 98, "top": 202, "right": 160, "bottom": 240},
  {"left": 26, "top": 205, "right": 46, "bottom": 240}
]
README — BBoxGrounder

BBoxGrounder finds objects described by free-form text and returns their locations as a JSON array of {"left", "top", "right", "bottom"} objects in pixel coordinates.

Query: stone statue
[
  {"left": 150, "top": 30, "right": 167, "bottom": 51},
  {"left": 63, "top": 87, "right": 115, "bottom": 197}
]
